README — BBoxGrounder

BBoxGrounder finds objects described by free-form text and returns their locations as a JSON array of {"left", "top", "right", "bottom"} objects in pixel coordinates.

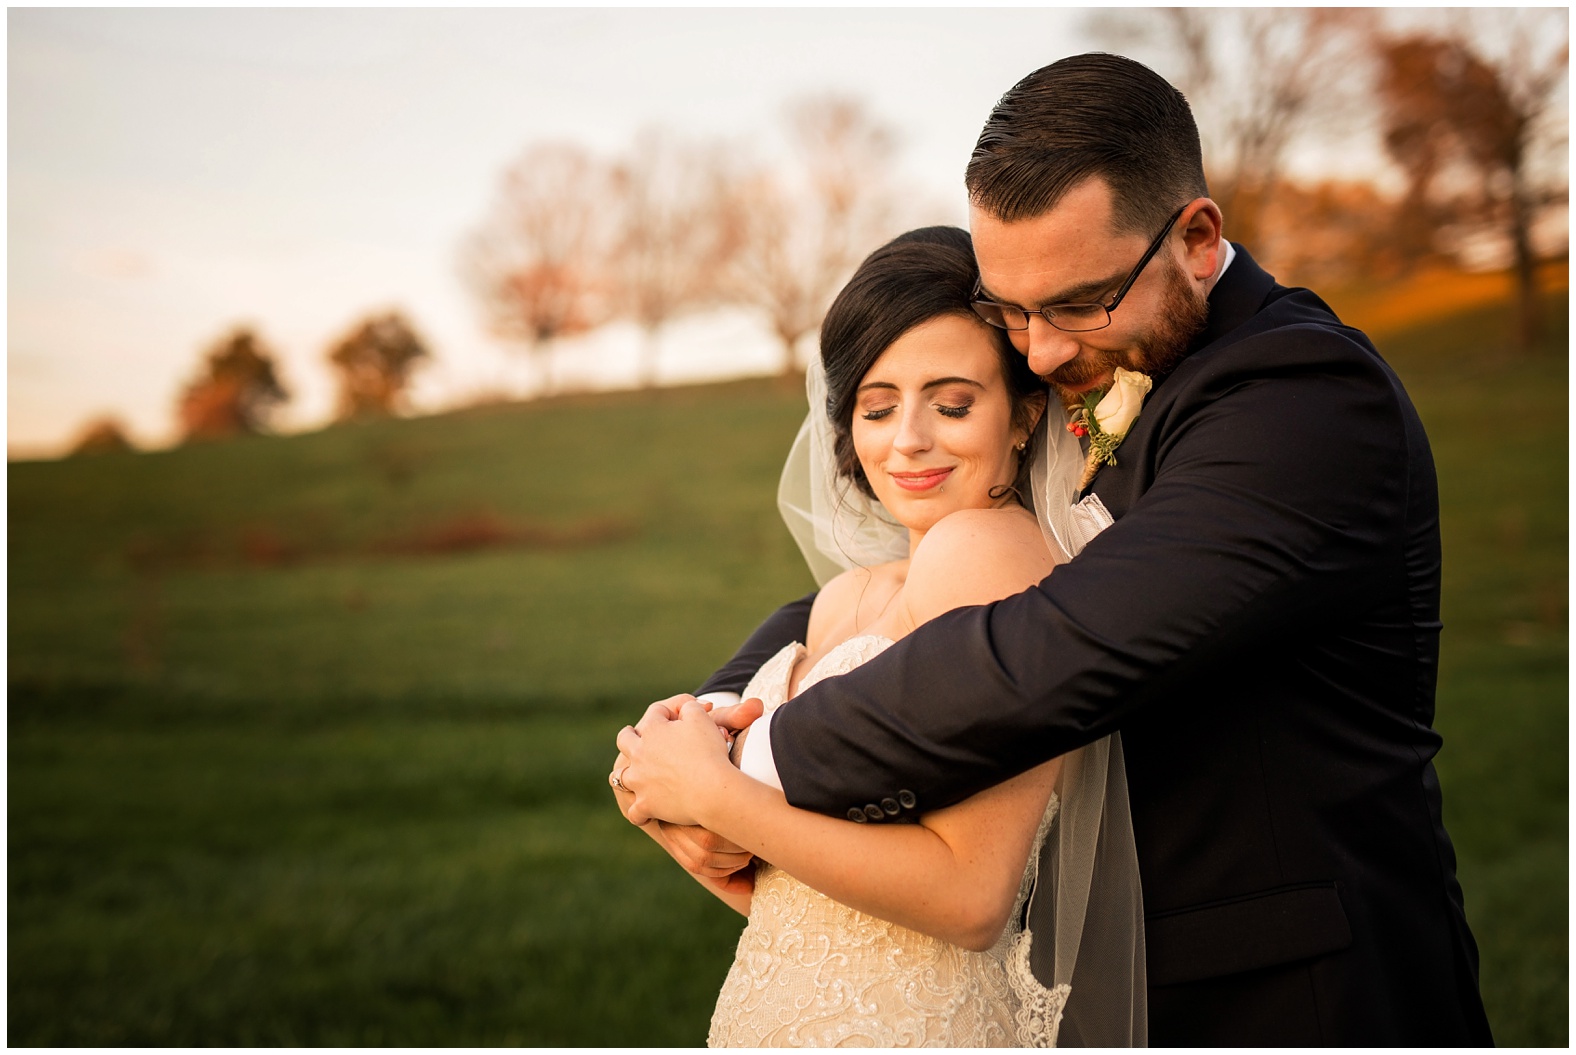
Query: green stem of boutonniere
[
  {"left": 1081, "top": 389, "right": 1123, "bottom": 465},
  {"left": 1071, "top": 390, "right": 1118, "bottom": 489}
]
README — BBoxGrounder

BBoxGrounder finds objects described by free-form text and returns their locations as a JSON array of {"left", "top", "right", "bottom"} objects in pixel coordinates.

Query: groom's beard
[{"left": 1050, "top": 258, "right": 1209, "bottom": 405}]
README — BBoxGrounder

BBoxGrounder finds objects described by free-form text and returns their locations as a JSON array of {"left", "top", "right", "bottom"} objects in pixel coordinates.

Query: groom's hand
[
  {"left": 708, "top": 696, "right": 764, "bottom": 742},
  {"left": 712, "top": 697, "right": 764, "bottom": 767}
]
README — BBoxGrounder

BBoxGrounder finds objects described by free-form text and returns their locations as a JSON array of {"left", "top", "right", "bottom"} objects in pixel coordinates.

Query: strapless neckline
[
  {"left": 744, "top": 635, "right": 897, "bottom": 713},
  {"left": 798, "top": 634, "right": 894, "bottom": 692}
]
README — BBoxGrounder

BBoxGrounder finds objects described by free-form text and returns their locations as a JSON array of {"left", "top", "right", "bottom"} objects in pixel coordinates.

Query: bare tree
[
  {"left": 1086, "top": 9, "right": 1379, "bottom": 254},
  {"left": 609, "top": 130, "right": 743, "bottom": 388},
  {"left": 1374, "top": 11, "right": 1568, "bottom": 347},
  {"left": 724, "top": 96, "right": 903, "bottom": 376},
  {"left": 327, "top": 311, "right": 432, "bottom": 420},
  {"left": 461, "top": 143, "right": 617, "bottom": 397},
  {"left": 177, "top": 327, "right": 289, "bottom": 442}
]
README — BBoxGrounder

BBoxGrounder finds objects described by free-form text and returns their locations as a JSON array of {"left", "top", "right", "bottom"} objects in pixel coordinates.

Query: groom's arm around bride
[{"left": 659, "top": 54, "right": 1493, "bottom": 1047}]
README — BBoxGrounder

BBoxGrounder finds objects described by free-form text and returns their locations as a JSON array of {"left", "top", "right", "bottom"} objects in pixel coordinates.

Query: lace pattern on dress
[
  {"left": 707, "top": 636, "right": 1068, "bottom": 1048},
  {"left": 1005, "top": 797, "right": 1072, "bottom": 1047}
]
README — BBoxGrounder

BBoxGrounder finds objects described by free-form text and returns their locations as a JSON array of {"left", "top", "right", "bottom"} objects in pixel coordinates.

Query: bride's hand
[
  {"left": 612, "top": 746, "right": 754, "bottom": 878},
  {"left": 617, "top": 696, "right": 737, "bottom": 826},
  {"left": 609, "top": 749, "right": 640, "bottom": 822},
  {"left": 658, "top": 821, "right": 754, "bottom": 877}
]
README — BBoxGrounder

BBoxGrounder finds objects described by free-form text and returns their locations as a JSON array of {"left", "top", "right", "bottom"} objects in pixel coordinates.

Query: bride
[{"left": 611, "top": 227, "right": 1145, "bottom": 1047}]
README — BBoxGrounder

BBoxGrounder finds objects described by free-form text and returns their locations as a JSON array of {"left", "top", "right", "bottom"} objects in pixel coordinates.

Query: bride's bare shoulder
[{"left": 903, "top": 507, "right": 1056, "bottom": 625}]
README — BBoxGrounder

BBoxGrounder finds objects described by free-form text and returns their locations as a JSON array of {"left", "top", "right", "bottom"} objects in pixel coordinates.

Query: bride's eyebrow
[
  {"left": 855, "top": 377, "right": 985, "bottom": 394},
  {"left": 922, "top": 376, "right": 985, "bottom": 391}
]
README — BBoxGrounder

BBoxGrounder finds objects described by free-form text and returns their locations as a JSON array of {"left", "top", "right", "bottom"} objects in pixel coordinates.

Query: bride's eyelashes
[{"left": 860, "top": 401, "right": 974, "bottom": 421}]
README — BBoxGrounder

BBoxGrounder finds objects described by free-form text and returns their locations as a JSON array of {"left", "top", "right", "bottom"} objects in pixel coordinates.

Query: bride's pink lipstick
[{"left": 889, "top": 467, "right": 953, "bottom": 492}]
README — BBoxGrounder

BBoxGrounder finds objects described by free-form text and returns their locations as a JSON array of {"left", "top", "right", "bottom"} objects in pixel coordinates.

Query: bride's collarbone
[{"left": 796, "top": 562, "right": 911, "bottom": 692}]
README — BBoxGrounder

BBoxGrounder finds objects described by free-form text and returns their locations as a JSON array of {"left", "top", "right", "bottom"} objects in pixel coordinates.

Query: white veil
[{"left": 778, "top": 358, "right": 1147, "bottom": 1046}]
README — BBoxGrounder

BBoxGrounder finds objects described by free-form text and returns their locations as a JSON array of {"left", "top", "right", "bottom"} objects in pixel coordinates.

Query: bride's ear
[{"left": 1018, "top": 390, "right": 1049, "bottom": 448}]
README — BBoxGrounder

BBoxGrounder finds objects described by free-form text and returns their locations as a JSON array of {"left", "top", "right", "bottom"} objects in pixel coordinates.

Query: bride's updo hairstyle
[{"left": 819, "top": 225, "right": 1044, "bottom": 504}]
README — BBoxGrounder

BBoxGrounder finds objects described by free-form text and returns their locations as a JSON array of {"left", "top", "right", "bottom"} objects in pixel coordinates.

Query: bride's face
[{"left": 851, "top": 313, "right": 1030, "bottom": 537}]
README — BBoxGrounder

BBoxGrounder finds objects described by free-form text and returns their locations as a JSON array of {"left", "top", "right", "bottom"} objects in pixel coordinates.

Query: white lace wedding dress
[{"left": 707, "top": 635, "right": 1069, "bottom": 1048}]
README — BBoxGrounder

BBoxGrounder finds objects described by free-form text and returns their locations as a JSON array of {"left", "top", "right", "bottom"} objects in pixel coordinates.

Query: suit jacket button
[
  {"left": 864, "top": 804, "right": 884, "bottom": 821},
  {"left": 898, "top": 789, "right": 917, "bottom": 809},
  {"left": 880, "top": 797, "right": 900, "bottom": 815},
  {"left": 848, "top": 807, "right": 868, "bottom": 823}
]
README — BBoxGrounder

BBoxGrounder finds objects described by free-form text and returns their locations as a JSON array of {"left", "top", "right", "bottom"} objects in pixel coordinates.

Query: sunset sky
[{"left": 7, "top": 7, "right": 1484, "bottom": 456}]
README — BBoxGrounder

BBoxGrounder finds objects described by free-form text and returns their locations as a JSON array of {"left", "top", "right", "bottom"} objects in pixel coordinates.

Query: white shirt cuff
[{"left": 736, "top": 708, "right": 784, "bottom": 791}]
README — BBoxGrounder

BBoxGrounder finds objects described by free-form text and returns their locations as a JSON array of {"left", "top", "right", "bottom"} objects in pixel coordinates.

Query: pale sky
[
  {"left": 10, "top": 8, "right": 1111, "bottom": 454},
  {"left": 9, "top": 7, "right": 1518, "bottom": 457}
]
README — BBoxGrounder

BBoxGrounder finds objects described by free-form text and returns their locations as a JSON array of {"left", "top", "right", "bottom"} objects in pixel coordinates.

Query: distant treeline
[{"left": 71, "top": 9, "right": 1567, "bottom": 457}]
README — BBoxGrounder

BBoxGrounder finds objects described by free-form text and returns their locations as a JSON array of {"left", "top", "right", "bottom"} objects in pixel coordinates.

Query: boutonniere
[{"left": 1066, "top": 367, "right": 1153, "bottom": 488}]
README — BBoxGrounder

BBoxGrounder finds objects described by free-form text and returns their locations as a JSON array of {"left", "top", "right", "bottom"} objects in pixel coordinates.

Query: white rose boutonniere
[{"left": 1067, "top": 367, "right": 1153, "bottom": 488}]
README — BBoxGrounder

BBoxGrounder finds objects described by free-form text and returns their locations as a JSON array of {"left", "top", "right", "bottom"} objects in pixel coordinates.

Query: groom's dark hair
[{"left": 966, "top": 53, "right": 1208, "bottom": 234}]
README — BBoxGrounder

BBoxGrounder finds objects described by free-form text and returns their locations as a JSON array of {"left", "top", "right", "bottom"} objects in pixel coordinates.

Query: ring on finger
[{"left": 610, "top": 766, "right": 628, "bottom": 792}]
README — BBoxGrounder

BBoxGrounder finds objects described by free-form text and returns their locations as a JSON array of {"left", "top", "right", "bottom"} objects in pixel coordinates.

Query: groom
[{"left": 630, "top": 54, "right": 1492, "bottom": 1045}]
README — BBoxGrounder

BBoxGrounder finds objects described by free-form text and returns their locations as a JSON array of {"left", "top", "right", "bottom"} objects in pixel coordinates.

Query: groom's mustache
[{"left": 1046, "top": 354, "right": 1119, "bottom": 402}]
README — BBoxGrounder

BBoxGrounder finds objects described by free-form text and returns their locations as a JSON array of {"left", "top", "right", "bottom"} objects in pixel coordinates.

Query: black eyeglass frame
[{"left": 970, "top": 203, "right": 1191, "bottom": 333}]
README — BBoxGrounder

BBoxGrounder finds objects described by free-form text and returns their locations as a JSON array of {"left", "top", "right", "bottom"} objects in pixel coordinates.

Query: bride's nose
[{"left": 893, "top": 405, "right": 932, "bottom": 457}]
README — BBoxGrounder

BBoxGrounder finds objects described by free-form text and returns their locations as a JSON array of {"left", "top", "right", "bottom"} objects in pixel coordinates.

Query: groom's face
[{"left": 971, "top": 177, "right": 1217, "bottom": 404}]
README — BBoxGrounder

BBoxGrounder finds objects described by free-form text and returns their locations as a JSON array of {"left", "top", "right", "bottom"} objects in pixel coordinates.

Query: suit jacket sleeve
[
  {"left": 696, "top": 591, "right": 817, "bottom": 696},
  {"left": 769, "top": 323, "right": 1417, "bottom": 819}
]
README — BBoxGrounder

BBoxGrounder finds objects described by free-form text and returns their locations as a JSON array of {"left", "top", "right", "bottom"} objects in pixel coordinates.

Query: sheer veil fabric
[{"left": 775, "top": 358, "right": 1148, "bottom": 1046}]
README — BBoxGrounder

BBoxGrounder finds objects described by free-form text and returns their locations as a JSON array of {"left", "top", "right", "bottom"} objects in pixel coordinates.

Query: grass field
[{"left": 9, "top": 288, "right": 1567, "bottom": 1045}]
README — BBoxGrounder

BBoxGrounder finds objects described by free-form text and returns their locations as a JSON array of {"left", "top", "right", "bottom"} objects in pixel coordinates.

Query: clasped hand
[{"left": 612, "top": 695, "right": 762, "bottom": 828}]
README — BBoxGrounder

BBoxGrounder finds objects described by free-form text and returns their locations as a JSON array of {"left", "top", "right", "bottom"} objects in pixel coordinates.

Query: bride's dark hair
[{"left": 819, "top": 225, "right": 1044, "bottom": 503}]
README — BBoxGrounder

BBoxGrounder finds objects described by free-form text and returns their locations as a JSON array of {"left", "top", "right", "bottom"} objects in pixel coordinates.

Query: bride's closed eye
[
  {"left": 863, "top": 398, "right": 970, "bottom": 419},
  {"left": 861, "top": 402, "right": 972, "bottom": 421}
]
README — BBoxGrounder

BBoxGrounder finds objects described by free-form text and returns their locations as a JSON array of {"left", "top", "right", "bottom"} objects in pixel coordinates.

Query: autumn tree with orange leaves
[
  {"left": 68, "top": 416, "right": 136, "bottom": 456},
  {"left": 327, "top": 311, "right": 432, "bottom": 420},
  {"left": 177, "top": 327, "right": 289, "bottom": 442},
  {"left": 1374, "top": 12, "right": 1568, "bottom": 347}
]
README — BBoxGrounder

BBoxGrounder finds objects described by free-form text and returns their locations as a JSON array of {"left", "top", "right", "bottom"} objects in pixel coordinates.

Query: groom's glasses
[{"left": 970, "top": 204, "right": 1189, "bottom": 333}]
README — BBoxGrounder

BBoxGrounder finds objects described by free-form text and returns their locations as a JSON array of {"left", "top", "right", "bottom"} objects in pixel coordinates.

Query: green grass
[
  {"left": 9, "top": 296, "right": 1567, "bottom": 1044},
  {"left": 1375, "top": 298, "right": 1569, "bottom": 1046}
]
